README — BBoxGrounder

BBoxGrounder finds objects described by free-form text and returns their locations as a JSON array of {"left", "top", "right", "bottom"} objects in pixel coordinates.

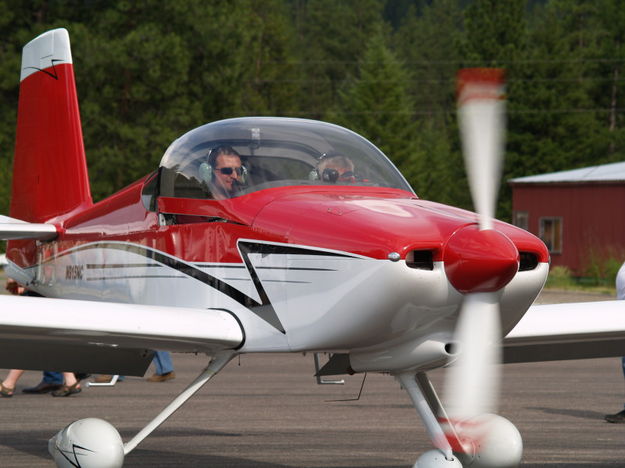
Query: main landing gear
[
  {"left": 395, "top": 371, "right": 523, "bottom": 468},
  {"left": 48, "top": 351, "right": 236, "bottom": 468}
]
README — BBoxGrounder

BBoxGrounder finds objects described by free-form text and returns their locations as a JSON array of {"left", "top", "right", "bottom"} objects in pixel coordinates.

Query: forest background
[{"left": 0, "top": 0, "right": 623, "bottom": 226}]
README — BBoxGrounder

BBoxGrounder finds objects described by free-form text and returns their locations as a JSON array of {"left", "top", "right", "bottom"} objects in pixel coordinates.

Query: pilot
[
  {"left": 316, "top": 153, "right": 356, "bottom": 183},
  {"left": 200, "top": 145, "right": 246, "bottom": 199}
]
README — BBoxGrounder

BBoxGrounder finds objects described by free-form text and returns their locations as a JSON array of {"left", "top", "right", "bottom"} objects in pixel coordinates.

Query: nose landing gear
[{"left": 395, "top": 371, "right": 522, "bottom": 468}]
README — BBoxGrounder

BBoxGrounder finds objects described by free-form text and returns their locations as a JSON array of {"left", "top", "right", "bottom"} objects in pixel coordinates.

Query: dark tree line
[{"left": 0, "top": 0, "right": 624, "bottom": 222}]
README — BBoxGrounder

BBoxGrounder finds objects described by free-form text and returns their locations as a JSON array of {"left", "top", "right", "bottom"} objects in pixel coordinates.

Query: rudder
[{"left": 10, "top": 28, "right": 92, "bottom": 223}]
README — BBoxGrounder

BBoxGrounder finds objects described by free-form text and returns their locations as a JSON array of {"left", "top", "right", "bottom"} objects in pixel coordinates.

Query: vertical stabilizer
[{"left": 10, "top": 28, "right": 92, "bottom": 223}]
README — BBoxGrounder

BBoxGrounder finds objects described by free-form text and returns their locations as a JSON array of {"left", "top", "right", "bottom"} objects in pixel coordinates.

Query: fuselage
[{"left": 6, "top": 177, "right": 549, "bottom": 363}]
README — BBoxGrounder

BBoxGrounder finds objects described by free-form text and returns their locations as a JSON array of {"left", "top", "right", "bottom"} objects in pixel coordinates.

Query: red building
[{"left": 509, "top": 161, "right": 625, "bottom": 275}]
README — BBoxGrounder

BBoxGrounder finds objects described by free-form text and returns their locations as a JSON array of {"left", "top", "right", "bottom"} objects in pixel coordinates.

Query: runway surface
[{"left": 0, "top": 289, "right": 624, "bottom": 467}]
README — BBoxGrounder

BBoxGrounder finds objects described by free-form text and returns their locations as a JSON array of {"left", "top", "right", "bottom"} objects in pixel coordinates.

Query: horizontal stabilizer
[
  {"left": 0, "top": 295, "right": 244, "bottom": 373},
  {"left": 504, "top": 300, "right": 625, "bottom": 363},
  {"left": 0, "top": 215, "right": 57, "bottom": 240}
]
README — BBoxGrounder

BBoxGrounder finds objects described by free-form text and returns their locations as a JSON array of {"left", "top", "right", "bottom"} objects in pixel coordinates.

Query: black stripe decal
[
  {"left": 223, "top": 278, "right": 311, "bottom": 284},
  {"left": 238, "top": 242, "right": 355, "bottom": 258},
  {"left": 70, "top": 242, "right": 287, "bottom": 334},
  {"left": 198, "top": 265, "right": 336, "bottom": 272},
  {"left": 87, "top": 263, "right": 162, "bottom": 269},
  {"left": 86, "top": 275, "right": 185, "bottom": 281}
]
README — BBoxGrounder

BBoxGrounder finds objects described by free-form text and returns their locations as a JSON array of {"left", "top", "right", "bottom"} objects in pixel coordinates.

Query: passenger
[
  {"left": 317, "top": 153, "right": 356, "bottom": 183},
  {"left": 201, "top": 145, "right": 245, "bottom": 199}
]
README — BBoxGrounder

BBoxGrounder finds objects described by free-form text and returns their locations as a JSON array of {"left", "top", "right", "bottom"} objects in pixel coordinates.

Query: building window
[
  {"left": 539, "top": 217, "right": 562, "bottom": 254},
  {"left": 513, "top": 211, "right": 528, "bottom": 231}
]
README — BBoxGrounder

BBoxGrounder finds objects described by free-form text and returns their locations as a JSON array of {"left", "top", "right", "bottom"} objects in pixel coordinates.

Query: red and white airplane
[{"left": 2, "top": 28, "right": 625, "bottom": 468}]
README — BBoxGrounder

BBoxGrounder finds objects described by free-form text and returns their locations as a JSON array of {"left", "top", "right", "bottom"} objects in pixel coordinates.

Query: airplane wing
[
  {"left": 0, "top": 215, "right": 57, "bottom": 240},
  {"left": 0, "top": 294, "right": 244, "bottom": 376},
  {"left": 503, "top": 300, "right": 625, "bottom": 363}
]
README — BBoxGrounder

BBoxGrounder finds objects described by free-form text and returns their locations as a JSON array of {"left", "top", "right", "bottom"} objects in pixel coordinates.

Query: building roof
[{"left": 509, "top": 161, "right": 625, "bottom": 184}]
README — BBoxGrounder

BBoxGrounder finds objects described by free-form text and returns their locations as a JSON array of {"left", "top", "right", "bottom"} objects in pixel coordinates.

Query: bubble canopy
[{"left": 158, "top": 117, "right": 414, "bottom": 200}]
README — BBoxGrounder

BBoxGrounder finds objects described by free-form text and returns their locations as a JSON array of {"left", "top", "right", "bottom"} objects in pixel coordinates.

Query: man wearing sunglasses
[{"left": 207, "top": 145, "right": 245, "bottom": 199}]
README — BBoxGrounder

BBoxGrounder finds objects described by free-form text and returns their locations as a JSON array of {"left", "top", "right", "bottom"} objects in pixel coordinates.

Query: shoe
[
  {"left": 51, "top": 382, "right": 81, "bottom": 397},
  {"left": 605, "top": 409, "right": 625, "bottom": 423},
  {"left": 0, "top": 381, "right": 14, "bottom": 398},
  {"left": 22, "top": 381, "right": 62, "bottom": 394},
  {"left": 147, "top": 371, "right": 175, "bottom": 382},
  {"left": 93, "top": 374, "right": 113, "bottom": 383}
]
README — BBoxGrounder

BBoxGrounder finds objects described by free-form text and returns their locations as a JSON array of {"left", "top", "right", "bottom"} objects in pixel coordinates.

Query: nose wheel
[
  {"left": 395, "top": 371, "right": 523, "bottom": 468},
  {"left": 414, "top": 450, "right": 463, "bottom": 468}
]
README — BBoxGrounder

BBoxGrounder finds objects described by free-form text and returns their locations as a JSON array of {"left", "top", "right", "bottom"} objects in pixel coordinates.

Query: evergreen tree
[
  {"left": 73, "top": 1, "right": 299, "bottom": 199},
  {"left": 508, "top": 1, "right": 608, "bottom": 182},
  {"left": 292, "top": 0, "right": 387, "bottom": 118},
  {"left": 591, "top": 0, "right": 625, "bottom": 161},
  {"left": 394, "top": 0, "right": 464, "bottom": 123},
  {"left": 393, "top": 0, "right": 468, "bottom": 207},
  {"left": 461, "top": 0, "right": 530, "bottom": 219},
  {"left": 328, "top": 28, "right": 422, "bottom": 191},
  {"left": 1, "top": 0, "right": 625, "bottom": 222},
  {"left": 0, "top": 0, "right": 19, "bottom": 216}
]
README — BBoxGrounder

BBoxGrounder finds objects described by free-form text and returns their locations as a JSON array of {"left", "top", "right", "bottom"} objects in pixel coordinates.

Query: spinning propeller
[{"left": 442, "top": 70, "right": 519, "bottom": 446}]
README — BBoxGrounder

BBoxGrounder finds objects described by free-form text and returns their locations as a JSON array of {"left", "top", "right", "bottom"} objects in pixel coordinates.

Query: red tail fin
[{"left": 10, "top": 28, "right": 92, "bottom": 223}]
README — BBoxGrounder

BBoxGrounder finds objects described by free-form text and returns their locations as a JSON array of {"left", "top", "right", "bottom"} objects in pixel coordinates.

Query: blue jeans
[
  {"left": 153, "top": 351, "right": 174, "bottom": 375},
  {"left": 43, "top": 371, "right": 63, "bottom": 384},
  {"left": 621, "top": 357, "right": 625, "bottom": 408}
]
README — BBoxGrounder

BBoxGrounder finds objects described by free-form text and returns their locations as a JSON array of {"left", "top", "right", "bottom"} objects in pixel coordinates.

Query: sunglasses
[{"left": 216, "top": 166, "right": 243, "bottom": 176}]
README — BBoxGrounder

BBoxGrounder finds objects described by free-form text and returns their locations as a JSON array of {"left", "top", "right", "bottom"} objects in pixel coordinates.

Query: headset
[{"left": 309, "top": 152, "right": 355, "bottom": 183}]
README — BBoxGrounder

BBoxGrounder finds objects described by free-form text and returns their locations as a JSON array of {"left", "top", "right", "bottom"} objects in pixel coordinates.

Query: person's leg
[
  {"left": 605, "top": 357, "right": 625, "bottom": 422},
  {"left": 43, "top": 371, "right": 63, "bottom": 384},
  {"left": 51, "top": 372, "right": 82, "bottom": 397},
  {"left": 621, "top": 356, "right": 625, "bottom": 408},
  {"left": 22, "top": 371, "right": 63, "bottom": 393},
  {"left": 1, "top": 369, "right": 25, "bottom": 394},
  {"left": 154, "top": 351, "right": 174, "bottom": 375},
  {"left": 147, "top": 351, "right": 175, "bottom": 382},
  {"left": 63, "top": 372, "right": 78, "bottom": 387}
]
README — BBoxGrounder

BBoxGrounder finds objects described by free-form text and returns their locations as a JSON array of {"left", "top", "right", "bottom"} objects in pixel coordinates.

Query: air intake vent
[
  {"left": 406, "top": 250, "right": 434, "bottom": 270},
  {"left": 519, "top": 252, "right": 539, "bottom": 271}
]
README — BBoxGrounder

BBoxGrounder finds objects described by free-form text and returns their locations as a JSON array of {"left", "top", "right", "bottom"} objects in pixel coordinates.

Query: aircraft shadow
[
  {"left": 0, "top": 430, "right": 55, "bottom": 461},
  {"left": 128, "top": 449, "right": 409, "bottom": 468},
  {"left": 0, "top": 427, "right": 242, "bottom": 462},
  {"left": 119, "top": 426, "right": 242, "bottom": 439},
  {"left": 522, "top": 465, "right": 623, "bottom": 467},
  {"left": 527, "top": 406, "right": 606, "bottom": 421},
  {"left": 127, "top": 449, "right": 292, "bottom": 467},
  {"left": 4, "top": 428, "right": 617, "bottom": 468}
]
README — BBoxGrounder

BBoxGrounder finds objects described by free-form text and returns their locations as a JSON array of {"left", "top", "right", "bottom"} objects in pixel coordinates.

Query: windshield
[{"left": 159, "top": 117, "right": 414, "bottom": 200}]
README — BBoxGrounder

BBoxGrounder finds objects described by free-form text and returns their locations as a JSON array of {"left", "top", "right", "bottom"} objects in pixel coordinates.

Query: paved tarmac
[{"left": 0, "top": 288, "right": 624, "bottom": 467}]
